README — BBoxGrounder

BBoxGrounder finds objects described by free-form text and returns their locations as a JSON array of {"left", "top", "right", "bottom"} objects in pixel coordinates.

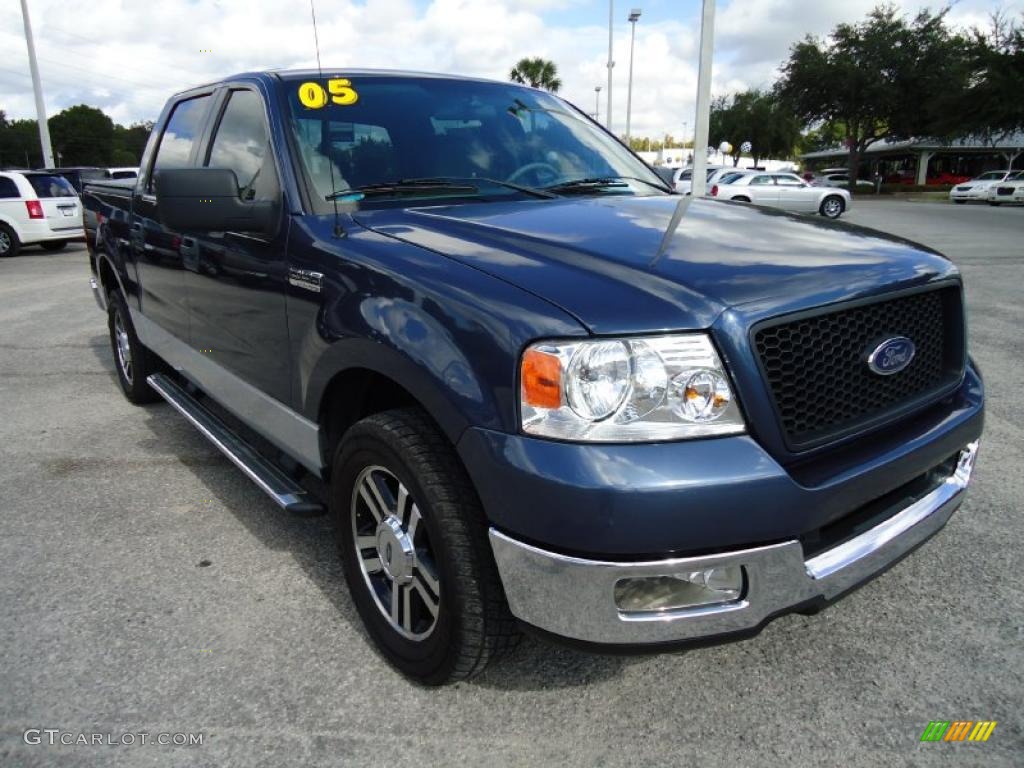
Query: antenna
[{"left": 310, "top": 0, "right": 344, "bottom": 238}]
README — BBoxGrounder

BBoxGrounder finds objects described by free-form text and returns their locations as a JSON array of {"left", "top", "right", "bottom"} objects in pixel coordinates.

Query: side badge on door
[{"left": 288, "top": 268, "right": 323, "bottom": 293}]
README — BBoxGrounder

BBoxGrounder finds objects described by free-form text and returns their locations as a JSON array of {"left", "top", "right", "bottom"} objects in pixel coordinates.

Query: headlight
[{"left": 520, "top": 334, "right": 745, "bottom": 442}]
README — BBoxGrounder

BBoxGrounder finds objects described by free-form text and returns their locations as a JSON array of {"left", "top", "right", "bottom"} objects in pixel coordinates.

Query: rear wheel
[
  {"left": 333, "top": 408, "right": 518, "bottom": 684},
  {"left": 107, "top": 289, "right": 161, "bottom": 404},
  {"left": 40, "top": 241, "right": 68, "bottom": 251},
  {"left": 0, "top": 224, "right": 19, "bottom": 257},
  {"left": 820, "top": 195, "right": 844, "bottom": 219},
  {"left": 733, "top": 195, "right": 750, "bottom": 203}
]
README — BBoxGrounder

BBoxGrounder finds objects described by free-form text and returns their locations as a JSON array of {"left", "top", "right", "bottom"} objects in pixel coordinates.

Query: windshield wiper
[
  {"left": 410, "top": 176, "right": 557, "bottom": 199},
  {"left": 543, "top": 175, "right": 670, "bottom": 194},
  {"left": 326, "top": 179, "right": 479, "bottom": 201}
]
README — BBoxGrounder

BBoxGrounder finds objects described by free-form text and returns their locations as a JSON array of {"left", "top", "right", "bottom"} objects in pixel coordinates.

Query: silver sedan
[{"left": 711, "top": 171, "right": 853, "bottom": 219}]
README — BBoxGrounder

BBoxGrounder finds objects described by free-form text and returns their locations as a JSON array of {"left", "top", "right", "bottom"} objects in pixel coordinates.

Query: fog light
[{"left": 614, "top": 566, "right": 745, "bottom": 614}]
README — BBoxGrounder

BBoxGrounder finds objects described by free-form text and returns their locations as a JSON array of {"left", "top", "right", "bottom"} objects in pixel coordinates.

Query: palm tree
[{"left": 509, "top": 58, "right": 562, "bottom": 92}]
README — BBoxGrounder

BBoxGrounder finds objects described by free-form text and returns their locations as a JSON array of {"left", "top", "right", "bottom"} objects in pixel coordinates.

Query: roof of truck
[{"left": 179, "top": 68, "right": 533, "bottom": 97}]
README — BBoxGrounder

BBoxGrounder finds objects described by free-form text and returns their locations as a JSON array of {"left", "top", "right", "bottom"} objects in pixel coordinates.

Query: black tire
[
  {"left": 988, "top": 202, "right": 1000, "bottom": 207},
  {"left": 40, "top": 240, "right": 68, "bottom": 251},
  {"left": 332, "top": 408, "right": 518, "bottom": 684},
  {"left": 0, "top": 223, "right": 19, "bottom": 257},
  {"left": 733, "top": 196, "right": 751, "bottom": 203},
  {"left": 107, "top": 289, "right": 161, "bottom": 404},
  {"left": 953, "top": 199, "right": 966, "bottom": 205},
  {"left": 820, "top": 195, "right": 845, "bottom": 219}
]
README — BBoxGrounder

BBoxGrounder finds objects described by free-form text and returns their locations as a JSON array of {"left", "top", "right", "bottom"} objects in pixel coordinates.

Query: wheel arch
[{"left": 313, "top": 353, "right": 482, "bottom": 479}]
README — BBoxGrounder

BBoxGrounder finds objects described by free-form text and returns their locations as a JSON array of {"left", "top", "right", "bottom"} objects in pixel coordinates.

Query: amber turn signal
[{"left": 521, "top": 349, "right": 562, "bottom": 409}]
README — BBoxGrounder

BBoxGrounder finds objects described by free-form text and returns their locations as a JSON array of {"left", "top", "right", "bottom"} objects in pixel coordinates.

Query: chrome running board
[{"left": 147, "top": 373, "right": 325, "bottom": 516}]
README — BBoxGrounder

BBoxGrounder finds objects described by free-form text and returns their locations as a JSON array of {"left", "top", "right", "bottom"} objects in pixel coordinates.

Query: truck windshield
[{"left": 281, "top": 74, "right": 667, "bottom": 210}]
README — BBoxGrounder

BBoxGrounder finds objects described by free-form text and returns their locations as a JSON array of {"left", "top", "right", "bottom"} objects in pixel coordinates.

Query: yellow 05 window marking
[{"left": 298, "top": 78, "right": 359, "bottom": 109}]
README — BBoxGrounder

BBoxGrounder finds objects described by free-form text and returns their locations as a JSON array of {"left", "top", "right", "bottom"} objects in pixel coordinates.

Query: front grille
[
  {"left": 754, "top": 286, "right": 965, "bottom": 450},
  {"left": 997, "top": 186, "right": 1014, "bottom": 196}
]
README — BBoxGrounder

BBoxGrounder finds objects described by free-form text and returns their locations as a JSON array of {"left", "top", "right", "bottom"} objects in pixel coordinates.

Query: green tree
[
  {"left": 509, "top": 57, "right": 562, "bottom": 92},
  {"left": 49, "top": 104, "right": 115, "bottom": 166},
  {"left": 710, "top": 90, "right": 800, "bottom": 166},
  {"left": 112, "top": 121, "right": 153, "bottom": 166},
  {"left": 778, "top": 6, "right": 970, "bottom": 189},
  {"left": 0, "top": 118, "right": 43, "bottom": 168},
  {"left": 935, "top": 14, "right": 1024, "bottom": 142}
]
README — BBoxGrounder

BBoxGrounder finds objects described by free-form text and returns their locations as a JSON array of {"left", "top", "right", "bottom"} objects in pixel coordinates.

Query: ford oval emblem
[{"left": 866, "top": 337, "right": 916, "bottom": 375}]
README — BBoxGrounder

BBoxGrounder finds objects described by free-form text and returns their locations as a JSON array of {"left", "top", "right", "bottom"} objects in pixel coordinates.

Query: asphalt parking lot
[{"left": 1, "top": 200, "right": 1021, "bottom": 767}]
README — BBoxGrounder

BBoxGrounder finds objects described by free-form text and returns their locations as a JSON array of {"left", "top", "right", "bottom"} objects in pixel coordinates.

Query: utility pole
[
  {"left": 606, "top": 0, "right": 614, "bottom": 130},
  {"left": 594, "top": 86, "right": 602, "bottom": 121},
  {"left": 19, "top": 0, "right": 55, "bottom": 168},
  {"left": 690, "top": 0, "right": 715, "bottom": 197},
  {"left": 625, "top": 9, "right": 641, "bottom": 141}
]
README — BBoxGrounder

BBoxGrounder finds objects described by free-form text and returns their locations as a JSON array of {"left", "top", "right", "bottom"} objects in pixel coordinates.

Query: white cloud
[{"left": 1, "top": 0, "right": 1020, "bottom": 141}]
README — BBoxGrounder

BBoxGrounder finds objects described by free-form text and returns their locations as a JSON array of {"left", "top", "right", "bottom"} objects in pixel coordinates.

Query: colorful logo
[{"left": 920, "top": 721, "right": 997, "bottom": 742}]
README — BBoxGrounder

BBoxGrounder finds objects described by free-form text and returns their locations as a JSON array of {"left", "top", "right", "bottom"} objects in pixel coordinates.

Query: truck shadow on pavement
[{"left": 89, "top": 340, "right": 646, "bottom": 689}]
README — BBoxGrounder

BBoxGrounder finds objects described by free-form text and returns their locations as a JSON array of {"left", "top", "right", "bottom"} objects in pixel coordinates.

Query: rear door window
[
  {"left": 23, "top": 174, "right": 77, "bottom": 198},
  {"left": 750, "top": 175, "right": 774, "bottom": 186},
  {"left": 150, "top": 94, "right": 213, "bottom": 188},
  {"left": 773, "top": 175, "right": 805, "bottom": 186},
  {"left": 0, "top": 177, "right": 20, "bottom": 198}
]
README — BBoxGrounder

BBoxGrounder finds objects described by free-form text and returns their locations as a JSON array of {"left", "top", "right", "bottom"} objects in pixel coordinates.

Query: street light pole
[
  {"left": 18, "top": 0, "right": 54, "bottom": 168},
  {"left": 594, "top": 86, "right": 602, "bottom": 120},
  {"left": 625, "top": 8, "right": 641, "bottom": 141},
  {"left": 606, "top": 0, "right": 614, "bottom": 130},
  {"left": 690, "top": 0, "right": 716, "bottom": 197}
]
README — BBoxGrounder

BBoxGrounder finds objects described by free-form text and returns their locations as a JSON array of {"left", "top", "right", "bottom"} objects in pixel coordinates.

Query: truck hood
[{"left": 353, "top": 196, "right": 957, "bottom": 334}]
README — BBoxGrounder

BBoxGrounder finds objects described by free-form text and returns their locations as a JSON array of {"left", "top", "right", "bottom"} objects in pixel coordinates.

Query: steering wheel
[{"left": 506, "top": 162, "right": 561, "bottom": 186}]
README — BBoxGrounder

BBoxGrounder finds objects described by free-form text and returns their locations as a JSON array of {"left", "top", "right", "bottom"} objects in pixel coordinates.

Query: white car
[
  {"left": 0, "top": 171, "right": 83, "bottom": 257},
  {"left": 949, "top": 170, "right": 1022, "bottom": 203},
  {"left": 817, "top": 172, "right": 875, "bottom": 189},
  {"left": 987, "top": 176, "right": 1024, "bottom": 206},
  {"left": 672, "top": 165, "right": 725, "bottom": 195},
  {"left": 711, "top": 170, "right": 852, "bottom": 218}
]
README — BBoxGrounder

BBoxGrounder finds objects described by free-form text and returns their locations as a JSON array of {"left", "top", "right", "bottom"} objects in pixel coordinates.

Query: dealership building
[{"left": 800, "top": 133, "right": 1024, "bottom": 184}]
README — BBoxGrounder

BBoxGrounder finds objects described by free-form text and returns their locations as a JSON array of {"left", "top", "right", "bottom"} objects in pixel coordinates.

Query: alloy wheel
[
  {"left": 113, "top": 310, "right": 133, "bottom": 383},
  {"left": 350, "top": 465, "right": 441, "bottom": 640},
  {"left": 0, "top": 231, "right": 10, "bottom": 254},
  {"left": 823, "top": 198, "right": 842, "bottom": 217}
]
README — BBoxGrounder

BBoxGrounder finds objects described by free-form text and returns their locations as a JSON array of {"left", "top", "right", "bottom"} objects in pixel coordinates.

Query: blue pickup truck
[{"left": 83, "top": 69, "right": 983, "bottom": 684}]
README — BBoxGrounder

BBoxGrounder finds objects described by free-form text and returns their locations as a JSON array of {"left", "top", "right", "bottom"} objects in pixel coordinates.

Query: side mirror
[{"left": 154, "top": 168, "right": 276, "bottom": 234}]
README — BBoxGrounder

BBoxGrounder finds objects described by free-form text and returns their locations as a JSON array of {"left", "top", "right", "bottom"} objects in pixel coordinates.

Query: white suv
[{"left": 0, "top": 171, "right": 83, "bottom": 257}]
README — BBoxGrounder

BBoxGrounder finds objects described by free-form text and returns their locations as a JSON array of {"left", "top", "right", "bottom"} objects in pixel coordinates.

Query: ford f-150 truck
[{"left": 83, "top": 70, "right": 983, "bottom": 685}]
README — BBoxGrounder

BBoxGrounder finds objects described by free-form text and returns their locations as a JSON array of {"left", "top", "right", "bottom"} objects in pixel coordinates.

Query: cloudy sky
[{"left": 1, "top": 0, "right": 1018, "bottom": 139}]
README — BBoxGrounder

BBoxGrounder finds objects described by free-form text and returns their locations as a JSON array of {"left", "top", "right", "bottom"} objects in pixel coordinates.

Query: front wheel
[
  {"left": 820, "top": 195, "right": 845, "bottom": 219},
  {"left": 988, "top": 202, "right": 1001, "bottom": 207},
  {"left": 333, "top": 409, "right": 518, "bottom": 684},
  {"left": 953, "top": 199, "right": 966, "bottom": 205}
]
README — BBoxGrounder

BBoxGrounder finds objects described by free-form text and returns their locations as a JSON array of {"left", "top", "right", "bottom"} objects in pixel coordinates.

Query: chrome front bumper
[{"left": 489, "top": 441, "right": 978, "bottom": 645}]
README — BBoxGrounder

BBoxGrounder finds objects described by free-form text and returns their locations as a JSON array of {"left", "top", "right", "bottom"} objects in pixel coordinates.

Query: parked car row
[{"left": 949, "top": 170, "right": 1024, "bottom": 205}]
